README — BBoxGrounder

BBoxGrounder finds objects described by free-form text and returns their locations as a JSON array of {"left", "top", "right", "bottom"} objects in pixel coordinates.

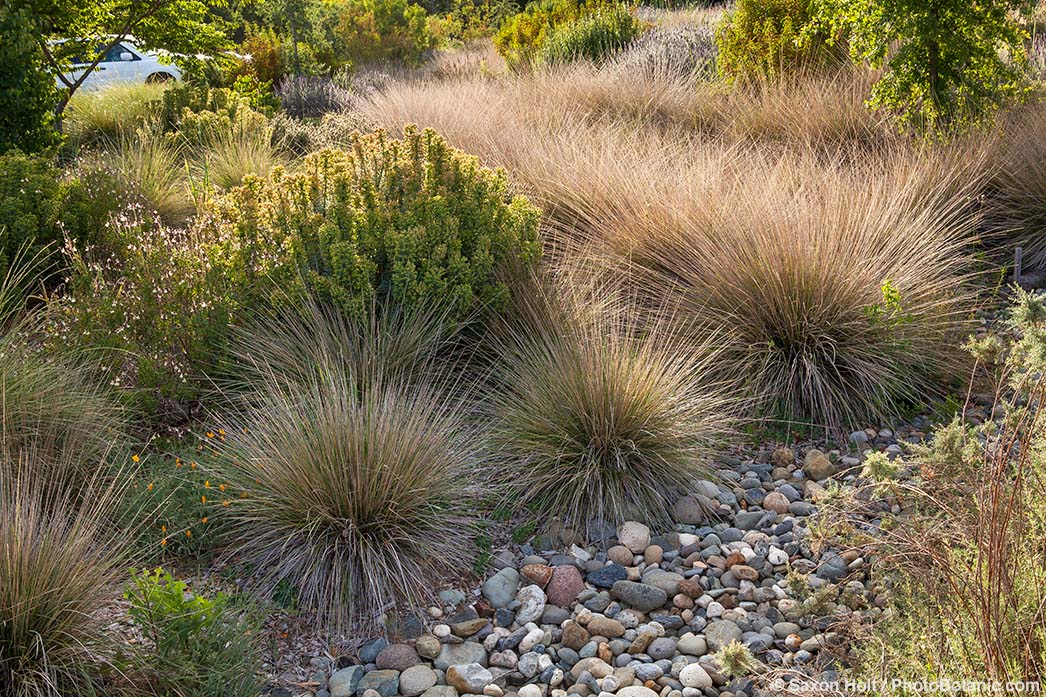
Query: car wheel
[{"left": 146, "top": 72, "right": 175, "bottom": 83}]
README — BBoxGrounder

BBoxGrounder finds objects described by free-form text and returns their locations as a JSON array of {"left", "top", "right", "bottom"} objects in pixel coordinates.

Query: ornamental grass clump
[
  {"left": 0, "top": 457, "right": 131, "bottom": 697},
  {"left": 0, "top": 255, "right": 128, "bottom": 491},
  {"left": 227, "top": 298, "right": 457, "bottom": 402},
  {"left": 489, "top": 270, "right": 734, "bottom": 528},
  {"left": 620, "top": 150, "right": 983, "bottom": 431},
  {"left": 217, "top": 342, "right": 488, "bottom": 630},
  {"left": 986, "top": 104, "right": 1046, "bottom": 269},
  {"left": 206, "top": 126, "right": 541, "bottom": 322}
]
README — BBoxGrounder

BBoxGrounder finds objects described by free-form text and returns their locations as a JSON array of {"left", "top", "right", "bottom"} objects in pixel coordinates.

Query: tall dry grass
[
  {"left": 0, "top": 455, "right": 131, "bottom": 697},
  {"left": 360, "top": 66, "right": 986, "bottom": 429},
  {"left": 985, "top": 102, "right": 1046, "bottom": 269}
]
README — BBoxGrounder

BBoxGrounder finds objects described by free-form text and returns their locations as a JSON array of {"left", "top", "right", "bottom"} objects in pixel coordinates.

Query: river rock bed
[{"left": 273, "top": 427, "right": 938, "bottom": 697}]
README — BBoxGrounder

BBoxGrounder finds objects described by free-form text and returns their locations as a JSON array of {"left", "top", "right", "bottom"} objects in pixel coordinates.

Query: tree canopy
[
  {"left": 813, "top": 0, "right": 1034, "bottom": 130},
  {"left": 4, "top": 0, "right": 229, "bottom": 114}
]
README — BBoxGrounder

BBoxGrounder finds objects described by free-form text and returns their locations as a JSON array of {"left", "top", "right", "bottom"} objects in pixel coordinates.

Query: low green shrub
[
  {"left": 311, "top": 0, "right": 436, "bottom": 72},
  {"left": 54, "top": 219, "right": 235, "bottom": 417},
  {"left": 160, "top": 81, "right": 267, "bottom": 134},
  {"left": 207, "top": 126, "right": 541, "bottom": 321},
  {"left": 0, "top": 150, "right": 124, "bottom": 284},
  {"left": 538, "top": 4, "right": 642, "bottom": 65},
  {"left": 715, "top": 0, "right": 837, "bottom": 82},
  {"left": 493, "top": 0, "right": 580, "bottom": 68},
  {"left": 125, "top": 568, "right": 260, "bottom": 697},
  {"left": 836, "top": 290, "right": 1046, "bottom": 683},
  {"left": 0, "top": 151, "right": 64, "bottom": 276}
]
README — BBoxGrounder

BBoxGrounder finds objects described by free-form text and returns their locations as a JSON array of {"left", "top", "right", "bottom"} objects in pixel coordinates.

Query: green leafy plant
[
  {"left": 0, "top": 6, "right": 59, "bottom": 154},
  {"left": 310, "top": 0, "right": 436, "bottom": 72},
  {"left": 208, "top": 126, "right": 541, "bottom": 322},
  {"left": 17, "top": 0, "right": 228, "bottom": 118},
  {"left": 125, "top": 568, "right": 261, "bottom": 697},
  {"left": 493, "top": 0, "right": 580, "bottom": 69},
  {"left": 538, "top": 4, "right": 642, "bottom": 65},
  {"left": 715, "top": 0, "right": 838, "bottom": 82},
  {"left": 0, "top": 150, "right": 122, "bottom": 281},
  {"left": 122, "top": 436, "right": 241, "bottom": 559},
  {"left": 813, "top": 0, "right": 1033, "bottom": 130},
  {"left": 860, "top": 449, "right": 901, "bottom": 482}
]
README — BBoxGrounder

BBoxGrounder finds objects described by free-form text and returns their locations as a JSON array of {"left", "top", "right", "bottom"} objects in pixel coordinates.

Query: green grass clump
[
  {"left": 65, "top": 82, "right": 169, "bottom": 145},
  {"left": 539, "top": 4, "right": 642, "bottom": 65}
]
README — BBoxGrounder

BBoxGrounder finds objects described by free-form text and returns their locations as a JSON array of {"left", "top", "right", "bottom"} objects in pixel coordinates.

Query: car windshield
[{"left": 70, "top": 42, "right": 135, "bottom": 65}]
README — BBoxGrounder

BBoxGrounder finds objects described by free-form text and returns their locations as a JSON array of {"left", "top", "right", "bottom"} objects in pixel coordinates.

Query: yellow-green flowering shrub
[
  {"left": 493, "top": 0, "right": 581, "bottom": 69},
  {"left": 715, "top": 0, "right": 837, "bottom": 82},
  {"left": 538, "top": 4, "right": 642, "bottom": 65},
  {"left": 207, "top": 125, "right": 542, "bottom": 321}
]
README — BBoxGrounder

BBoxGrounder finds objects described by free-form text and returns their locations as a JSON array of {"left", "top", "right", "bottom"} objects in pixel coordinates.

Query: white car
[{"left": 58, "top": 38, "right": 181, "bottom": 90}]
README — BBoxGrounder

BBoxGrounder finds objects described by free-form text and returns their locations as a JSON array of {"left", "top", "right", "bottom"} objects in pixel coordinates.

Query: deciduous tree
[
  {"left": 813, "top": 0, "right": 1034, "bottom": 130},
  {"left": 4, "top": 0, "right": 228, "bottom": 117}
]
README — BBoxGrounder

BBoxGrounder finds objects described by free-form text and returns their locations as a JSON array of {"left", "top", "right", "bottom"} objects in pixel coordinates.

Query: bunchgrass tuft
[
  {"left": 216, "top": 309, "right": 487, "bottom": 631},
  {"left": 488, "top": 270, "right": 733, "bottom": 528},
  {"left": 195, "top": 117, "right": 282, "bottom": 190},
  {"left": 622, "top": 150, "right": 982, "bottom": 431},
  {"left": 65, "top": 82, "right": 169, "bottom": 145},
  {"left": 987, "top": 104, "right": 1046, "bottom": 269},
  {"left": 0, "top": 455, "right": 131, "bottom": 697},
  {"left": 104, "top": 126, "right": 194, "bottom": 225},
  {"left": 0, "top": 251, "right": 127, "bottom": 492},
  {"left": 225, "top": 299, "right": 458, "bottom": 401}
]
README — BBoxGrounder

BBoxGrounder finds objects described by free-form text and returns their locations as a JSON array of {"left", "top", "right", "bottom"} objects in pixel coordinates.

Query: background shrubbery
[{"left": 715, "top": 0, "right": 837, "bottom": 81}]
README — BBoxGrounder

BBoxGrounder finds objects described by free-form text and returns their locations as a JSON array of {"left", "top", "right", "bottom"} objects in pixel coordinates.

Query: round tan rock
[
  {"left": 762, "top": 491, "right": 790, "bottom": 514},
  {"left": 643, "top": 545, "right": 663, "bottom": 565},
  {"left": 607, "top": 545, "right": 634, "bottom": 566}
]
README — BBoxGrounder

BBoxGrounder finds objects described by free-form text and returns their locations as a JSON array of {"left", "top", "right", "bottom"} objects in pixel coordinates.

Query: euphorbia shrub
[{"left": 208, "top": 125, "right": 542, "bottom": 321}]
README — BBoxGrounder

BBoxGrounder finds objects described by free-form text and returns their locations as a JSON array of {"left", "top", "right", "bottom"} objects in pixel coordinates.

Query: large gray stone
[
  {"left": 329, "top": 666, "right": 364, "bottom": 697},
  {"left": 482, "top": 567, "right": 520, "bottom": 609},
  {"left": 357, "top": 670, "right": 400, "bottom": 697},
  {"left": 705, "top": 620, "right": 743, "bottom": 652},
  {"left": 610, "top": 581, "right": 668, "bottom": 612},
  {"left": 400, "top": 666, "right": 438, "bottom": 697},
  {"left": 434, "top": 642, "right": 489, "bottom": 671}
]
